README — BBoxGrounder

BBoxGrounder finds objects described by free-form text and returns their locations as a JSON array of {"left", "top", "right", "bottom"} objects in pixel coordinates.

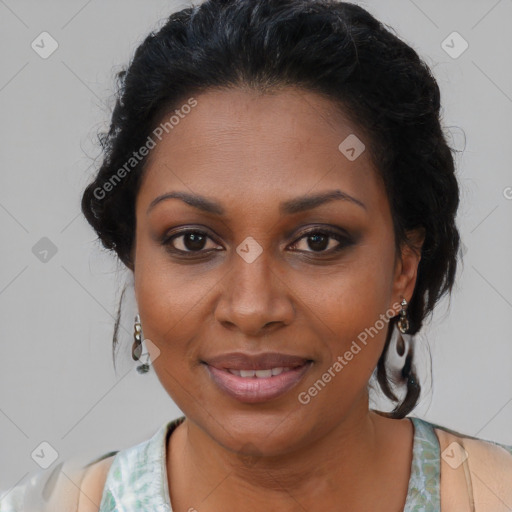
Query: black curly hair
[{"left": 81, "top": 0, "right": 461, "bottom": 419}]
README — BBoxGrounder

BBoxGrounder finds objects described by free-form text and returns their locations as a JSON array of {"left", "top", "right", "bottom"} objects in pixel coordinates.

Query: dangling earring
[
  {"left": 132, "top": 314, "right": 150, "bottom": 374},
  {"left": 398, "top": 297, "right": 410, "bottom": 335},
  {"left": 394, "top": 298, "right": 419, "bottom": 390},
  {"left": 382, "top": 298, "right": 421, "bottom": 418},
  {"left": 386, "top": 298, "right": 411, "bottom": 378}
]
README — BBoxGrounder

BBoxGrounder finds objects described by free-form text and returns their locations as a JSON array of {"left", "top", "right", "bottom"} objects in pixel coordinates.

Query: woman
[{"left": 2, "top": 0, "right": 511, "bottom": 510}]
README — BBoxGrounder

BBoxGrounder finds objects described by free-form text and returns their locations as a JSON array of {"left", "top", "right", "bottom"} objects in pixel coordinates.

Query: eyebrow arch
[
  {"left": 280, "top": 190, "right": 366, "bottom": 214},
  {"left": 146, "top": 189, "right": 366, "bottom": 216},
  {"left": 147, "top": 191, "right": 225, "bottom": 215}
]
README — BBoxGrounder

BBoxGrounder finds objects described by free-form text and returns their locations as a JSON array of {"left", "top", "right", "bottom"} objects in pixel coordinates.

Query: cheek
[
  {"left": 133, "top": 233, "right": 199, "bottom": 366},
  {"left": 134, "top": 264, "right": 207, "bottom": 411},
  {"left": 300, "top": 241, "right": 396, "bottom": 383},
  {"left": 134, "top": 223, "right": 211, "bottom": 320}
]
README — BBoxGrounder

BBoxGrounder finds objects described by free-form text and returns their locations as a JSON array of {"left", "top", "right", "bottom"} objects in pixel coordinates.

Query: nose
[{"left": 213, "top": 247, "right": 295, "bottom": 337}]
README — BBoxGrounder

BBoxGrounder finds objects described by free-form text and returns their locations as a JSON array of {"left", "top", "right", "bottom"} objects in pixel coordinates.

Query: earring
[
  {"left": 132, "top": 314, "right": 150, "bottom": 374},
  {"left": 385, "top": 298, "right": 411, "bottom": 377},
  {"left": 397, "top": 298, "right": 410, "bottom": 334}
]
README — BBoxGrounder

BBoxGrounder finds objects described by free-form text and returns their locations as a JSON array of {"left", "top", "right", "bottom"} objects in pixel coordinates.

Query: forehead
[{"left": 137, "top": 87, "right": 386, "bottom": 217}]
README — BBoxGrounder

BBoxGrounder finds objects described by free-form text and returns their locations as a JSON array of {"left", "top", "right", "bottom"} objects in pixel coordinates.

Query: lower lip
[{"left": 205, "top": 363, "right": 312, "bottom": 403}]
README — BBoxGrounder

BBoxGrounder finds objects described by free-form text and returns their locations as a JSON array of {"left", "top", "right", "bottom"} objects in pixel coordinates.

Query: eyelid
[
  {"left": 292, "top": 224, "right": 350, "bottom": 240},
  {"left": 161, "top": 224, "right": 353, "bottom": 256},
  {"left": 288, "top": 227, "right": 352, "bottom": 252},
  {"left": 161, "top": 227, "right": 221, "bottom": 248}
]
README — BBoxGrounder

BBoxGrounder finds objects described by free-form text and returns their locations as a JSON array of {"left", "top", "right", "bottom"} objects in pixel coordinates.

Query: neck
[{"left": 167, "top": 398, "right": 412, "bottom": 511}]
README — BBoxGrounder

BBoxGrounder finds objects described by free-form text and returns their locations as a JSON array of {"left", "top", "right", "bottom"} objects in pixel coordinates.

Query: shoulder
[
  {"left": 429, "top": 421, "right": 512, "bottom": 511},
  {"left": 1, "top": 418, "right": 183, "bottom": 511},
  {"left": 76, "top": 453, "right": 117, "bottom": 512},
  {"left": 0, "top": 452, "right": 118, "bottom": 512}
]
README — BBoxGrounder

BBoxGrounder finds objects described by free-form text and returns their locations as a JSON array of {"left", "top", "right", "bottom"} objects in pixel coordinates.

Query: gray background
[{"left": 1, "top": 0, "right": 511, "bottom": 491}]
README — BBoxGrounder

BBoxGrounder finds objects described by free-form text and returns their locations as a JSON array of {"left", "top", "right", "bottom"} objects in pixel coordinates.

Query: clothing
[{"left": 1, "top": 416, "right": 511, "bottom": 511}]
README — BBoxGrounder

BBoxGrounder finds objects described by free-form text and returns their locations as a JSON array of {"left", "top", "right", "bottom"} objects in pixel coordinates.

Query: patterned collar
[{"left": 98, "top": 416, "right": 440, "bottom": 511}]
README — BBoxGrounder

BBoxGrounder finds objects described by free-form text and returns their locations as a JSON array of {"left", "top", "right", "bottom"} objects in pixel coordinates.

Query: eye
[
  {"left": 162, "top": 226, "right": 353, "bottom": 257},
  {"left": 163, "top": 229, "right": 221, "bottom": 254},
  {"left": 289, "top": 228, "right": 352, "bottom": 254}
]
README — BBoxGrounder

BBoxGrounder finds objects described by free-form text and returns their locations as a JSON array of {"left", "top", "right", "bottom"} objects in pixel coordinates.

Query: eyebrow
[{"left": 146, "top": 189, "right": 366, "bottom": 215}]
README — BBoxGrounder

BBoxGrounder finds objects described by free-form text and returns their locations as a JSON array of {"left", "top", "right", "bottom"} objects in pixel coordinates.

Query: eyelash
[{"left": 161, "top": 227, "right": 353, "bottom": 257}]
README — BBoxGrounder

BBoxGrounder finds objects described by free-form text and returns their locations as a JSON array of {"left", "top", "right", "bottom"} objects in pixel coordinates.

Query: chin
[{"left": 197, "top": 403, "right": 321, "bottom": 457}]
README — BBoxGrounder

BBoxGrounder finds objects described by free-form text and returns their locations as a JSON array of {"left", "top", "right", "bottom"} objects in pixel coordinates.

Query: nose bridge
[
  {"left": 230, "top": 242, "right": 276, "bottom": 308},
  {"left": 215, "top": 241, "right": 294, "bottom": 333}
]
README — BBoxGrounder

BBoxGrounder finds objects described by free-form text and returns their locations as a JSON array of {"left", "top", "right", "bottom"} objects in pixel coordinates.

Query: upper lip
[{"left": 203, "top": 352, "right": 311, "bottom": 371}]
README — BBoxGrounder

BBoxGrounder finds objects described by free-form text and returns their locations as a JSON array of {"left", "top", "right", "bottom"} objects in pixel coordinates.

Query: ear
[{"left": 391, "top": 227, "right": 425, "bottom": 311}]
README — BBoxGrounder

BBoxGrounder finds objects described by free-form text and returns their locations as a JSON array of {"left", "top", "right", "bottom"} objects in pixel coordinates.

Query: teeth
[
  {"left": 227, "top": 367, "right": 291, "bottom": 378},
  {"left": 255, "top": 369, "right": 272, "bottom": 378}
]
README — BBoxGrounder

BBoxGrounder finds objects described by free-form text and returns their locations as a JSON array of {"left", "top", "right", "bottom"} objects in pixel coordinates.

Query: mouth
[{"left": 201, "top": 352, "right": 313, "bottom": 403}]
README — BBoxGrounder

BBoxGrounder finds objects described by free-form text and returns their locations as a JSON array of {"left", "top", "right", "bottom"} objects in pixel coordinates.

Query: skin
[{"left": 132, "top": 87, "right": 425, "bottom": 511}]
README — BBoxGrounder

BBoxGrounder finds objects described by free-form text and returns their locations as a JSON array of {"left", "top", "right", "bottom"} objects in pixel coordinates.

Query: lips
[{"left": 202, "top": 352, "right": 313, "bottom": 403}]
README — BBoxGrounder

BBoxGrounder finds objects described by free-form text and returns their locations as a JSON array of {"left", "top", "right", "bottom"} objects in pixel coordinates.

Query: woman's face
[{"left": 133, "top": 87, "right": 422, "bottom": 456}]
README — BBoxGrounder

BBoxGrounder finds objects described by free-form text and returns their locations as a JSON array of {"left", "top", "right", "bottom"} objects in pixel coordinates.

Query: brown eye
[
  {"left": 163, "top": 230, "right": 221, "bottom": 253},
  {"left": 290, "top": 229, "right": 352, "bottom": 254}
]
